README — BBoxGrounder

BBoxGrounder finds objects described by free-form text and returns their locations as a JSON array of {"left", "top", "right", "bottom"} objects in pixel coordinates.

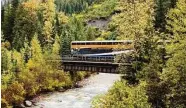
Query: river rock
[
  {"left": 74, "top": 83, "right": 83, "bottom": 88},
  {"left": 58, "top": 87, "right": 66, "bottom": 92},
  {"left": 24, "top": 100, "right": 32, "bottom": 107}
]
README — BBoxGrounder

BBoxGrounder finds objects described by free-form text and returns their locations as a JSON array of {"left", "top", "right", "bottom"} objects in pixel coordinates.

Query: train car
[{"left": 71, "top": 40, "right": 134, "bottom": 50}]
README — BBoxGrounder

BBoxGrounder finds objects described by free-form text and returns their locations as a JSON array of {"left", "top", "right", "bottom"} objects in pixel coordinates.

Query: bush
[
  {"left": 92, "top": 81, "right": 151, "bottom": 108},
  {"left": 18, "top": 69, "right": 39, "bottom": 97},
  {"left": 2, "top": 81, "right": 25, "bottom": 106}
]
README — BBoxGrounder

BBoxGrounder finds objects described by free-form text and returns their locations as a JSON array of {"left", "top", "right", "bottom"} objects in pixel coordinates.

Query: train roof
[{"left": 71, "top": 40, "right": 133, "bottom": 43}]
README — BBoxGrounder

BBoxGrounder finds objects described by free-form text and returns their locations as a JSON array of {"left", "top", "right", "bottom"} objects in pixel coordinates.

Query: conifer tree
[
  {"left": 13, "top": 1, "right": 38, "bottom": 50},
  {"left": 154, "top": 0, "right": 177, "bottom": 31},
  {"left": 30, "top": 34, "right": 43, "bottom": 63},
  {"left": 39, "top": 0, "right": 56, "bottom": 47},
  {"left": 2, "top": 0, "right": 19, "bottom": 44},
  {"left": 166, "top": 0, "right": 186, "bottom": 40}
]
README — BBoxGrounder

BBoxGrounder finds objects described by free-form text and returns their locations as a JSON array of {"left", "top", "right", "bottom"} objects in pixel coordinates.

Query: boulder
[
  {"left": 24, "top": 100, "right": 32, "bottom": 107},
  {"left": 58, "top": 87, "right": 66, "bottom": 92},
  {"left": 74, "top": 83, "right": 83, "bottom": 88}
]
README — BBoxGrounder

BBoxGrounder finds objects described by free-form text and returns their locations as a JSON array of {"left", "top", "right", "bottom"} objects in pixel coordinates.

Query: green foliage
[
  {"left": 85, "top": 27, "right": 97, "bottom": 40},
  {"left": 154, "top": 0, "right": 177, "bottom": 31},
  {"left": 1, "top": 47, "right": 9, "bottom": 72},
  {"left": 39, "top": 0, "right": 56, "bottom": 46},
  {"left": 55, "top": 12, "right": 69, "bottom": 36},
  {"left": 69, "top": 16, "right": 86, "bottom": 40},
  {"left": 30, "top": 34, "right": 43, "bottom": 63},
  {"left": 1, "top": 0, "right": 19, "bottom": 44},
  {"left": 60, "top": 26, "right": 72, "bottom": 55},
  {"left": 13, "top": 1, "right": 38, "bottom": 50},
  {"left": 166, "top": 0, "right": 186, "bottom": 40},
  {"left": 160, "top": 39, "right": 186, "bottom": 107},
  {"left": 52, "top": 35, "right": 61, "bottom": 55},
  {"left": 18, "top": 69, "right": 39, "bottom": 97},
  {"left": 55, "top": 0, "right": 92, "bottom": 14},
  {"left": 108, "top": 0, "right": 154, "bottom": 40},
  {"left": 80, "top": 0, "right": 116, "bottom": 20},
  {"left": 76, "top": 71, "right": 88, "bottom": 81},
  {"left": 92, "top": 81, "right": 151, "bottom": 108},
  {"left": 2, "top": 81, "right": 25, "bottom": 106},
  {"left": 2, "top": 0, "right": 186, "bottom": 107}
]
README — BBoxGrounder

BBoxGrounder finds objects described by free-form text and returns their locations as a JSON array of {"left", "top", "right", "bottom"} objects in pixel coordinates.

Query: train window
[
  {"left": 118, "top": 42, "right": 123, "bottom": 45},
  {"left": 72, "top": 43, "right": 76, "bottom": 45},
  {"left": 107, "top": 42, "right": 112, "bottom": 45},
  {"left": 93, "top": 42, "right": 96, "bottom": 45},
  {"left": 102, "top": 42, "right": 107, "bottom": 45},
  {"left": 86, "top": 42, "right": 91, "bottom": 45},
  {"left": 97, "top": 42, "right": 101, "bottom": 45}
]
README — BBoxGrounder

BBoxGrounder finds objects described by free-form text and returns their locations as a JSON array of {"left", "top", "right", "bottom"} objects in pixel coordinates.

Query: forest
[{"left": 1, "top": 0, "right": 186, "bottom": 108}]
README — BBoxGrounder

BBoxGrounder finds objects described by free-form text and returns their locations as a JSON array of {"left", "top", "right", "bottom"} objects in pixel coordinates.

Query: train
[{"left": 71, "top": 40, "right": 134, "bottom": 55}]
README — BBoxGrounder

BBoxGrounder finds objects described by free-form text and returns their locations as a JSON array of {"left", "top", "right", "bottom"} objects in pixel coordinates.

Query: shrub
[
  {"left": 92, "top": 81, "right": 151, "bottom": 108},
  {"left": 2, "top": 81, "right": 25, "bottom": 106},
  {"left": 18, "top": 69, "right": 39, "bottom": 97}
]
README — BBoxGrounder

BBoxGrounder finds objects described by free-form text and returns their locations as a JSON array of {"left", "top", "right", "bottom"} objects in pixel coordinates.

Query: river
[{"left": 31, "top": 73, "right": 121, "bottom": 108}]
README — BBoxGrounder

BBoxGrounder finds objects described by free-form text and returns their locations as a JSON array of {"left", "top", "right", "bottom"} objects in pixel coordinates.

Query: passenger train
[{"left": 71, "top": 40, "right": 134, "bottom": 54}]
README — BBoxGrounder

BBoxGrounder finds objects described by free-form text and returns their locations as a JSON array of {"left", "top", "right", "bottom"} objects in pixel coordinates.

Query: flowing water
[{"left": 31, "top": 73, "right": 121, "bottom": 108}]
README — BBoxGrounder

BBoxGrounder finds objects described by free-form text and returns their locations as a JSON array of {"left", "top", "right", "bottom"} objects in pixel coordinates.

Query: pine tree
[
  {"left": 160, "top": 1, "right": 186, "bottom": 107},
  {"left": 161, "top": 39, "right": 186, "bottom": 107},
  {"left": 2, "top": 0, "right": 19, "bottom": 44},
  {"left": 39, "top": 0, "right": 56, "bottom": 47},
  {"left": 52, "top": 35, "right": 61, "bottom": 56},
  {"left": 166, "top": 0, "right": 186, "bottom": 40},
  {"left": 109, "top": 0, "right": 154, "bottom": 40},
  {"left": 30, "top": 34, "right": 43, "bottom": 63},
  {"left": 154, "top": 0, "right": 177, "bottom": 32},
  {"left": 13, "top": 1, "right": 38, "bottom": 51}
]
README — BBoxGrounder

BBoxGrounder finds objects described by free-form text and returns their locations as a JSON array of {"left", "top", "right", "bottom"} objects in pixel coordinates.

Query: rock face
[
  {"left": 87, "top": 19, "right": 110, "bottom": 30},
  {"left": 24, "top": 100, "right": 32, "bottom": 107}
]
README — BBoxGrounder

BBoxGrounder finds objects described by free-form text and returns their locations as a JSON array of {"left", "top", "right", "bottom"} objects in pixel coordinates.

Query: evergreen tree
[
  {"left": 69, "top": 16, "right": 86, "bottom": 41},
  {"left": 159, "top": 1, "right": 186, "bottom": 107},
  {"left": 154, "top": 0, "right": 177, "bottom": 32},
  {"left": 30, "top": 34, "right": 43, "bottom": 63},
  {"left": 13, "top": 1, "right": 38, "bottom": 51},
  {"left": 39, "top": 0, "right": 56, "bottom": 47},
  {"left": 86, "top": 27, "right": 96, "bottom": 40},
  {"left": 2, "top": 0, "right": 19, "bottom": 44},
  {"left": 52, "top": 35, "right": 61, "bottom": 56},
  {"left": 166, "top": 0, "right": 186, "bottom": 40},
  {"left": 161, "top": 39, "right": 186, "bottom": 107},
  {"left": 109, "top": 0, "right": 154, "bottom": 40}
]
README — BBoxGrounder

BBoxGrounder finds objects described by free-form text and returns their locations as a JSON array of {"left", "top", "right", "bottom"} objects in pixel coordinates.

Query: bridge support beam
[{"left": 62, "top": 62, "right": 120, "bottom": 73}]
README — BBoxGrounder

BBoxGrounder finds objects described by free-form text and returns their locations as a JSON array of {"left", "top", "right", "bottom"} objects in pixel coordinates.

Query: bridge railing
[{"left": 62, "top": 55, "right": 115, "bottom": 62}]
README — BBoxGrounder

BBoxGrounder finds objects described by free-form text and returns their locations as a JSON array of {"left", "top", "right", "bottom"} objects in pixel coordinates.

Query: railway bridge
[
  {"left": 50, "top": 40, "right": 169, "bottom": 73},
  {"left": 60, "top": 50, "right": 133, "bottom": 73}
]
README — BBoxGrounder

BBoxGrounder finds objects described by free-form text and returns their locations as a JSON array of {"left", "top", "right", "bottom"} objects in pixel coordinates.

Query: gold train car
[{"left": 71, "top": 40, "right": 134, "bottom": 50}]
